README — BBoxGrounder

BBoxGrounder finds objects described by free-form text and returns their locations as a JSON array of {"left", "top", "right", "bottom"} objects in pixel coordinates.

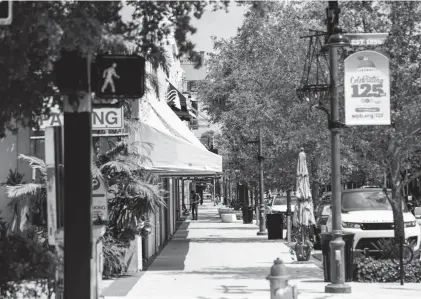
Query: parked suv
[
  {"left": 266, "top": 194, "right": 298, "bottom": 214},
  {"left": 415, "top": 207, "right": 421, "bottom": 226},
  {"left": 326, "top": 188, "right": 421, "bottom": 252}
]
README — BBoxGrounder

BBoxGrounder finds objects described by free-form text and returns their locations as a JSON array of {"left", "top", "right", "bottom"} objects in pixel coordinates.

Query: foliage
[
  {"left": 0, "top": 214, "right": 56, "bottom": 299},
  {"left": 338, "top": 1, "right": 421, "bottom": 240},
  {"left": 94, "top": 140, "right": 165, "bottom": 243},
  {"left": 290, "top": 224, "right": 315, "bottom": 245},
  {"left": 0, "top": 1, "right": 233, "bottom": 137},
  {"left": 1, "top": 169, "right": 26, "bottom": 187},
  {"left": 201, "top": 1, "right": 421, "bottom": 239},
  {"left": 354, "top": 256, "right": 421, "bottom": 283},
  {"left": 200, "top": 130, "right": 215, "bottom": 149},
  {"left": 102, "top": 234, "right": 127, "bottom": 278},
  {"left": 5, "top": 156, "right": 49, "bottom": 236},
  {"left": 199, "top": 2, "right": 333, "bottom": 196}
]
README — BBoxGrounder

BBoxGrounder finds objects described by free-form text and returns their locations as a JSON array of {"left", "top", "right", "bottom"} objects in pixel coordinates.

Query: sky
[
  {"left": 119, "top": 2, "right": 248, "bottom": 136},
  {"left": 120, "top": 2, "right": 248, "bottom": 54},
  {"left": 189, "top": 3, "right": 248, "bottom": 53}
]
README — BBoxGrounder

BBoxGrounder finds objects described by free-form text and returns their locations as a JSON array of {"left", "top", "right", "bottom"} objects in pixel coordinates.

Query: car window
[
  {"left": 322, "top": 204, "right": 331, "bottom": 215},
  {"left": 342, "top": 191, "right": 408, "bottom": 212},
  {"left": 273, "top": 196, "right": 297, "bottom": 206}
]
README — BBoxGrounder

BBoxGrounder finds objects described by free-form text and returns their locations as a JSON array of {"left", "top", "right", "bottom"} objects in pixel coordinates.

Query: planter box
[
  {"left": 124, "top": 235, "right": 143, "bottom": 273},
  {"left": 221, "top": 213, "right": 237, "bottom": 223},
  {"left": 219, "top": 210, "right": 235, "bottom": 220}
]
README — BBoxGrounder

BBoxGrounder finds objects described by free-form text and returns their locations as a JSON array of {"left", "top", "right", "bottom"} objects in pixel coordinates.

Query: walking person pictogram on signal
[{"left": 101, "top": 62, "right": 120, "bottom": 93}]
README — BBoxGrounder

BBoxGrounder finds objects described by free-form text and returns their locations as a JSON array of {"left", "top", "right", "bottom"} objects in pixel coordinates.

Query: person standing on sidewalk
[{"left": 190, "top": 190, "right": 200, "bottom": 220}]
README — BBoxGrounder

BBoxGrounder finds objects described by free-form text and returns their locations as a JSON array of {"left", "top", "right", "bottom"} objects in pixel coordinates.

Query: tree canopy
[
  {"left": 199, "top": 2, "right": 333, "bottom": 194},
  {"left": 0, "top": 0, "right": 233, "bottom": 137},
  {"left": 200, "top": 1, "right": 421, "bottom": 238},
  {"left": 200, "top": 1, "right": 421, "bottom": 206}
]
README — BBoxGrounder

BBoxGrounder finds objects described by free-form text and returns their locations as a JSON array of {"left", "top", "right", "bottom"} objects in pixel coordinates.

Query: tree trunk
[{"left": 390, "top": 157, "right": 405, "bottom": 242}]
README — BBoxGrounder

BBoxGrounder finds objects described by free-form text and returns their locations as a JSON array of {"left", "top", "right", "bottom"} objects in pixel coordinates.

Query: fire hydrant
[{"left": 267, "top": 258, "right": 298, "bottom": 299}]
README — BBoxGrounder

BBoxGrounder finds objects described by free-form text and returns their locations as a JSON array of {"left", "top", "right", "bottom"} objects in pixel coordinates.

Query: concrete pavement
[{"left": 102, "top": 200, "right": 421, "bottom": 299}]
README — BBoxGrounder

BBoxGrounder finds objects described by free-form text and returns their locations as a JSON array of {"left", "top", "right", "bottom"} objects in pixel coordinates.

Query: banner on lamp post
[{"left": 344, "top": 50, "right": 391, "bottom": 126}]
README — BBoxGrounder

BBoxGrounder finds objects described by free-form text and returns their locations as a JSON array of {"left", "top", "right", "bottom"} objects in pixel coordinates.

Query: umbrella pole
[{"left": 302, "top": 225, "right": 306, "bottom": 243}]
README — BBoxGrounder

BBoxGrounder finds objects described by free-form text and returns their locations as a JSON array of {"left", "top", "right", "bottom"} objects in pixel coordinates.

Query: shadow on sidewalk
[
  {"left": 189, "top": 237, "right": 285, "bottom": 243},
  {"left": 188, "top": 227, "right": 258, "bottom": 230},
  {"left": 155, "top": 265, "right": 323, "bottom": 281},
  {"left": 193, "top": 216, "right": 222, "bottom": 223},
  {"left": 102, "top": 221, "right": 191, "bottom": 296},
  {"left": 146, "top": 222, "right": 191, "bottom": 272}
]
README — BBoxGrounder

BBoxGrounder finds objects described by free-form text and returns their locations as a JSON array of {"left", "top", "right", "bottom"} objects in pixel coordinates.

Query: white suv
[{"left": 326, "top": 188, "right": 421, "bottom": 252}]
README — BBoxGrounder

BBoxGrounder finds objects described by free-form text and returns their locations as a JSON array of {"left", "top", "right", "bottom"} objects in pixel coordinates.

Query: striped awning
[{"left": 166, "top": 81, "right": 190, "bottom": 121}]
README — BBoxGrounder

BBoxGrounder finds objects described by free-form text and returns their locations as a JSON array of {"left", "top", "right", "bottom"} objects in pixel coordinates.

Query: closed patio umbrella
[{"left": 293, "top": 148, "right": 316, "bottom": 243}]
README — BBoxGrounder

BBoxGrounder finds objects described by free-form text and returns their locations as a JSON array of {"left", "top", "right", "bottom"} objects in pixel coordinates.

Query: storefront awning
[{"left": 139, "top": 96, "right": 222, "bottom": 176}]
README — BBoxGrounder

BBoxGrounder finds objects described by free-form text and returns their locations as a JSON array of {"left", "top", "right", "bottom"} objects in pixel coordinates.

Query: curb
[{"left": 284, "top": 242, "right": 323, "bottom": 269}]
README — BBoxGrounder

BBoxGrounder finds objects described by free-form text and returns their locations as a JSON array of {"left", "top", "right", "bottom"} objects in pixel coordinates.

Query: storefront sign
[
  {"left": 92, "top": 177, "right": 108, "bottom": 222},
  {"left": 344, "top": 50, "right": 391, "bottom": 125},
  {"left": 39, "top": 107, "right": 124, "bottom": 130},
  {"left": 344, "top": 33, "right": 388, "bottom": 47}
]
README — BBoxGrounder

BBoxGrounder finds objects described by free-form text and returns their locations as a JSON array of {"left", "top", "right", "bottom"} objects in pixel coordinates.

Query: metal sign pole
[{"left": 63, "top": 53, "right": 93, "bottom": 299}]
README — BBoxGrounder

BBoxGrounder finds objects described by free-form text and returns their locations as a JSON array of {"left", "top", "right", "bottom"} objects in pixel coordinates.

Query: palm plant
[
  {"left": 3, "top": 155, "right": 48, "bottom": 245},
  {"left": 94, "top": 140, "right": 165, "bottom": 241}
]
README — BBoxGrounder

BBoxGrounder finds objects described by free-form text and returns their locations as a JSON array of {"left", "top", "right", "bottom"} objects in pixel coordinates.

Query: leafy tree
[
  {"left": 199, "top": 2, "right": 334, "bottom": 200},
  {"left": 199, "top": 130, "right": 215, "bottom": 148},
  {"left": 0, "top": 1, "right": 232, "bottom": 137}
]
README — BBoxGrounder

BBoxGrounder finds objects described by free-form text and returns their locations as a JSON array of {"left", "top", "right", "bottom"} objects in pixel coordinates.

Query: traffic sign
[
  {"left": 92, "top": 177, "right": 108, "bottom": 222},
  {"left": 94, "top": 55, "right": 145, "bottom": 99}
]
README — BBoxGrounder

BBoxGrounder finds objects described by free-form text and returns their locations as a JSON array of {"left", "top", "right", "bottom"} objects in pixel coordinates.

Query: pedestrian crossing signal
[
  {"left": 94, "top": 55, "right": 145, "bottom": 99},
  {"left": 0, "top": 0, "right": 12, "bottom": 25}
]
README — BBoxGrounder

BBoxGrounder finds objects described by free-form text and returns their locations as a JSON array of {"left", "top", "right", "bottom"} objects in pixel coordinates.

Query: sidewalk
[
  {"left": 102, "top": 200, "right": 320, "bottom": 299},
  {"left": 102, "top": 201, "right": 421, "bottom": 299}
]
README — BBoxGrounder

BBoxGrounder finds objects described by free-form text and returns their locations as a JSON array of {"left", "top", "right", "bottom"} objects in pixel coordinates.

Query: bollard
[{"left": 266, "top": 258, "right": 298, "bottom": 299}]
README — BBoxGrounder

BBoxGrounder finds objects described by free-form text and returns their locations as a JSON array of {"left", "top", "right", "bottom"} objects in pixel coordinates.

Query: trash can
[
  {"left": 242, "top": 206, "right": 253, "bottom": 224},
  {"left": 267, "top": 213, "right": 284, "bottom": 240},
  {"left": 321, "top": 232, "right": 355, "bottom": 282}
]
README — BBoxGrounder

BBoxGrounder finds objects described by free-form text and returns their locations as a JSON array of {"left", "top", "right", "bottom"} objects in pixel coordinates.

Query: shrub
[
  {"left": 0, "top": 217, "right": 56, "bottom": 298},
  {"left": 102, "top": 234, "right": 127, "bottom": 278},
  {"left": 354, "top": 256, "right": 421, "bottom": 283}
]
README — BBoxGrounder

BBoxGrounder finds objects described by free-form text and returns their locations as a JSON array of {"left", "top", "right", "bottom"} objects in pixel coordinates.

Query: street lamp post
[
  {"left": 286, "top": 189, "right": 292, "bottom": 243},
  {"left": 257, "top": 127, "right": 267, "bottom": 235},
  {"left": 325, "top": 1, "right": 351, "bottom": 294}
]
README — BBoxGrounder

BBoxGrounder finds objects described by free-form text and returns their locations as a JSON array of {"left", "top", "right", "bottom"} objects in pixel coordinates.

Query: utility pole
[
  {"left": 257, "top": 127, "right": 267, "bottom": 235},
  {"left": 63, "top": 55, "right": 93, "bottom": 299},
  {"left": 325, "top": 1, "right": 351, "bottom": 294}
]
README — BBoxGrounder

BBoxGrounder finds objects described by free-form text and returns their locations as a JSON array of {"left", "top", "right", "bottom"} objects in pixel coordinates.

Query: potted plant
[
  {"left": 290, "top": 216, "right": 314, "bottom": 261},
  {"left": 294, "top": 240, "right": 313, "bottom": 261}
]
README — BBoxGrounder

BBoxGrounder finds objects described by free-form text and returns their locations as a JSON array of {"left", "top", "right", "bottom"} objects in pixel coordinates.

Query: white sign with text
[
  {"left": 40, "top": 107, "right": 124, "bottom": 130},
  {"left": 92, "top": 177, "right": 108, "bottom": 222},
  {"left": 344, "top": 50, "right": 391, "bottom": 126}
]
